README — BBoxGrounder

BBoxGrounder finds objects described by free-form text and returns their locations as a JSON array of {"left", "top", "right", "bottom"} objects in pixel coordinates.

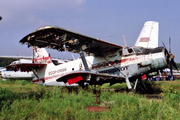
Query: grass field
[{"left": 0, "top": 79, "right": 180, "bottom": 120}]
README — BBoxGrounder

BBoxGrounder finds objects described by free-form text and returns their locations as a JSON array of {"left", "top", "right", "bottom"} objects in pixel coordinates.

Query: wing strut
[
  {"left": 133, "top": 79, "right": 138, "bottom": 90},
  {"left": 79, "top": 47, "right": 90, "bottom": 71},
  {"left": 125, "top": 74, "right": 132, "bottom": 90},
  {"left": 139, "top": 77, "right": 147, "bottom": 91},
  {"left": 31, "top": 68, "right": 39, "bottom": 80}
]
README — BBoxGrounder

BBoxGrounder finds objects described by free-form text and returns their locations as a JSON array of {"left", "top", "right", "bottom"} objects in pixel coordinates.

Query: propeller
[{"left": 162, "top": 37, "right": 178, "bottom": 80}]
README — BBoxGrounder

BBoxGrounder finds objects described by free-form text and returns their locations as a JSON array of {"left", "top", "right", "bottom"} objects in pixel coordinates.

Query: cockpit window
[
  {"left": 123, "top": 47, "right": 134, "bottom": 55},
  {"left": 123, "top": 47, "right": 142, "bottom": 56},
  {"left": 123, "top": 48, "right": 129, "bottom": 55},
  {"left": 138, "top": 47, "right": 144, "bottom": 51},
  {"left": 133, "top": 47, "right": 141, "bottom": 52},
  {"left": 119, "top": 50, "right": 122, "bottom": 56}
]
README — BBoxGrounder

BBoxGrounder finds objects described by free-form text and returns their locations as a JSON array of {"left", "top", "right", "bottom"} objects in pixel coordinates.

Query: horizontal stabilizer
[{"left": 6, "top": 63, "right": 46, "bottom": 72}]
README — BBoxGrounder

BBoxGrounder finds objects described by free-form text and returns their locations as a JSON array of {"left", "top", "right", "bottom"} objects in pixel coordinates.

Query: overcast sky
[{"left": 0, "top": 0, "right": 180, "bottom": 62}]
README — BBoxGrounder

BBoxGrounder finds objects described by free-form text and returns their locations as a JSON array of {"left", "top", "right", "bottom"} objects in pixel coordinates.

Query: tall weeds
[{"left": 0, "top": 79, "right": 180, "bottom": 119}]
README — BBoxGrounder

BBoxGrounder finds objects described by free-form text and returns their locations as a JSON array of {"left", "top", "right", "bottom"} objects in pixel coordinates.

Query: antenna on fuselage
[
  {"left": 123, "top": 34, "right": 128, "bottom": 47},
  {"left": 32, "top": 46, "right": 35, "bottom": 63}
]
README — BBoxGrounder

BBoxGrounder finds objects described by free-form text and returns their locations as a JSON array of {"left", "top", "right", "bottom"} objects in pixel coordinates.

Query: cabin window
[
  {"left": 115, "top": 60, "right": 119, "bottom": 64},
  {"left": 128, "top": 48, "right": 133, "bottom": 53},
  {"left": 97, "top": 63, "right": 101, "bottom": 68},
  {"left": 123, "top": 47, "right": 135, "bottom": 55},
  {"left": 123, "top": 48, "right": 129, "bottom": 55},
  {"left": 109, "top": 61, "right": 112, "bottom": 65},
  {"left": 119, "top": 51, "right": 122, "bottom": 56},
  {"left": 103, "top": 62, "right": 106, "bottom": 67}
]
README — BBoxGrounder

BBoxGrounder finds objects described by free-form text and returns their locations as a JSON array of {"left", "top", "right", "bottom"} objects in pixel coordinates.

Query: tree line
[{"left": 0, "top": 58, "right": 17, "bottom": 67}]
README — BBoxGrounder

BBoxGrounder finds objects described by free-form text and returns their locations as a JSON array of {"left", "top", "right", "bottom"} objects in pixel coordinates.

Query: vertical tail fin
[
  {"left": 134, "top": 21, "right": 159, "bottom": 48},
  {"left": 34, "top": 47, "right": 52, "bottom": 64}
]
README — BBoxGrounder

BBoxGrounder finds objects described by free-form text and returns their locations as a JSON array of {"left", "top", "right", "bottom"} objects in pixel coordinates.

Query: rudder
[
  {"left": 134, "top": 21, "right": 159, "bottom": 48},
  {"left": 34, "top": 47, "right": 52, "bottom": 64}
]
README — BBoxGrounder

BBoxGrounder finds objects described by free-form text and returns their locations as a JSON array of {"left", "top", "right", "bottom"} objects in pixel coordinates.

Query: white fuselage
[
  {"left": 32, "top": 48, "right": 168, "bottom": 86},
  {"left": 0, "top": 69, "right": 34, "bottom": 80},
  {"left": 0, "top": 59, "right": 34, "bottom": 80}
]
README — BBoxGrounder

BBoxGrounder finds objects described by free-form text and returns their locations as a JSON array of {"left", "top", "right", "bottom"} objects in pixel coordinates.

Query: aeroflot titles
[
  {"left": 48, "top": 66, "right": 129, "bottom": 75},
  {"left": 99, "top": 66, "right": 129, "bottom": 74},
  {"left": 48, "top": 68, "right": 67, "bottom": 75}
]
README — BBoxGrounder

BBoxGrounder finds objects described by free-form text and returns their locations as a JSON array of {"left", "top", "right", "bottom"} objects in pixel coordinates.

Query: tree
[{"left": 0, "top": 58, "right": 17, "bottom": 67}]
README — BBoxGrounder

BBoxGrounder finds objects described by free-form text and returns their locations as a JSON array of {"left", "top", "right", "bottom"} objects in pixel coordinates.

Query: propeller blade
[
  {"left": 169, "top": 60, "right": 173, "bottom": 77},
  {"left": 162, "top": 41, "right": 166, "bottom": 49},
  {"left": 172, "top": 60, "right": 179, "bottom": 70},
  {"left": 162, "top": 38, "right": 179, "bottom": 81},
  {"left": 163, "top": 38, "right": 178, "bottom": 80},
  {"left": 169, "top": 37, "right": 171, "bottom": 53}
]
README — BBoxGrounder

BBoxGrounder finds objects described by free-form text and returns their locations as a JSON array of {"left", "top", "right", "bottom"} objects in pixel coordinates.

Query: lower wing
[{"left": 56, "top": 71, "right": 124, "bottom": 85}]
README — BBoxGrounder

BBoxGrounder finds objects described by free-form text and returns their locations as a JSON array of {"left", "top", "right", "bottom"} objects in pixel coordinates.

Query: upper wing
[
  {"left": 19, "top": 26, "right": 123, "bottom": 56},
  {"left": 134, "top": 21, "right": 159, "bottom": 48}
]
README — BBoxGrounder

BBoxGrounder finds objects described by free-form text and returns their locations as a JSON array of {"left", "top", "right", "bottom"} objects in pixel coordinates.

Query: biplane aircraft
[{"left": 6, "top": 21, "right": 178, "bottom": 90}]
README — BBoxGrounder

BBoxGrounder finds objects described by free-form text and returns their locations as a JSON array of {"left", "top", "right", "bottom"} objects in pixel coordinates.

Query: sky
[{"left": 0, "top": 0, "right": 180, "bottom": 62}]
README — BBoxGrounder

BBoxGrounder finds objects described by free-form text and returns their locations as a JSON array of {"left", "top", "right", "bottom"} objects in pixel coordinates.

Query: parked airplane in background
[
  {"left": 6, "top": 21, "right": 178, "bottom": 90},
  {"left": 0, "top": 50, "right": 69, "bottom": 81},
  {"left": 0, "top": 55, "right": 68, "bottom": 65},
  {"left": 0, "top": 68, "right": 34, "bottom": 81},
  {"left": 0, "top": 59, "right": 34, "bottom": 80}
]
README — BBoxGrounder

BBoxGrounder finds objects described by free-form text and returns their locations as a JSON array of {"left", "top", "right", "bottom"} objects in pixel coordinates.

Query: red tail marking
[{"left": 140, "top": 37, "right": 149, "bottom": 42}]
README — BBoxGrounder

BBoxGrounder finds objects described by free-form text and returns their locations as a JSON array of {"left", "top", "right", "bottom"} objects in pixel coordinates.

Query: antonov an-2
[{"left": 6, "top": 21, "right": 178, "bottom": 90}]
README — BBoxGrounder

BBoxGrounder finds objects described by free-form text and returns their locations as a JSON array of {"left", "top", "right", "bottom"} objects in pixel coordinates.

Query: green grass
[{"left": 1, "top": 79, "right": 180, "bottom": 119}]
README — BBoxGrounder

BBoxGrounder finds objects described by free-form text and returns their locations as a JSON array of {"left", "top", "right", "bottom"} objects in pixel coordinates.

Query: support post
[
  {"left": 79, "top": 47, "right": 90, "bottom": 71},
  {"left": 31, "top": 68, "right": 39, "bottom": 80},
  {"left": 133, "top": 79, "right": 138, "bottom": 90},
  {"left": 125, "top": 76, "right": 132, "bottom": 89},
  {"left": 139, "top": 77, "right": 147, "bottom": 91}
]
